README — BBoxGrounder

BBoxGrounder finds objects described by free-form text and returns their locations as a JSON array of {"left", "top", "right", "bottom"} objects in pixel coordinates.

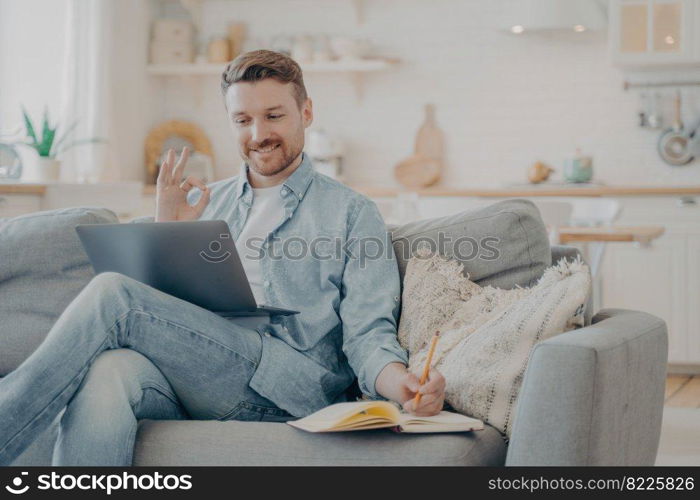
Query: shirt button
[
  {"left": 282, "top": 326, "right": 288, "bottom": 333},
  {"left": 394, "top": 296, "right": 400, "bottom": 302},
  {"left": 281, "top": 188, "right": 288, "bottom": 196},
  {"left": 264, "top": 280, "right": 271, "bottom": 287},
  {"left": 264, "top": 332, "right": 271, "bottom": 338}
]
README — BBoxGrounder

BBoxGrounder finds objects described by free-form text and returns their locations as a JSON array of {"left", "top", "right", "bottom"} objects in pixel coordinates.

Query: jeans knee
[
  {"left": 88, "top": 271, "right": 131, "bottom": 294},
  {"left": 91, "top": 349, "right": 150, "bottom": 376},
  {"left": 83, "top": 272, "right": 141, "bottom": 310},
  {"left": 83, "top": 350, "right": 146, "bottom": 396}
]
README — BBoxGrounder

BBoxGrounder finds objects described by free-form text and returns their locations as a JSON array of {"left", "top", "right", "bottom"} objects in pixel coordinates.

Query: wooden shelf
[
  {"left": 0, "top": 183, "right": 47, "bottom": 195},
  {"left": 350, "top": 185, "right": 700, "bottom": 198},
  {"left": 147, "top": 58, "right": 398, "bottom": 101},
  {"left": 147, "top": 58, "right": 397, "bottom": 76},
  {"left": 5, "top": 183, "right": 700, "bottom": 198}
]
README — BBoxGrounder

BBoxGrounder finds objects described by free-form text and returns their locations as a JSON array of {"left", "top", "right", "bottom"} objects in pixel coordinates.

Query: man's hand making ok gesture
[{"left": 155, "top": 147, "right": 211, "bottom": 222}]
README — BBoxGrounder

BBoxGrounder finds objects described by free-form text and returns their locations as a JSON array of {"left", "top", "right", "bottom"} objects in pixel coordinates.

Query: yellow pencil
[{"left": 413, "top": 331, "right": 440, "bottom": 407}]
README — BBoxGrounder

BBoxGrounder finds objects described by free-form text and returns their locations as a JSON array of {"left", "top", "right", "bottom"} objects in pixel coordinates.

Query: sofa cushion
[
  {"left": 389, "top": 199, "right": 551, "bottom": 290},
  {"left": 11, "top": 416, "right": 507, "bottom": 466},
  {"left": 0, "top": 207, "right": 118, "bottom": 375},
  {"left": 132, "top": 419, "right": 507, "bottom": 466}
]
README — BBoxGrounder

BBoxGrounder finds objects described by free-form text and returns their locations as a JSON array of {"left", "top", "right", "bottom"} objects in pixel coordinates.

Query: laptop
[{"left": 75, "top": 220, "right": 299, "bottom": 317}]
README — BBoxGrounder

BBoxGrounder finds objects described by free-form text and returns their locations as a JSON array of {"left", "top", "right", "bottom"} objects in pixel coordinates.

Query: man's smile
[{"left": 251, "top": 144, "right": 280, "bottom": 156}]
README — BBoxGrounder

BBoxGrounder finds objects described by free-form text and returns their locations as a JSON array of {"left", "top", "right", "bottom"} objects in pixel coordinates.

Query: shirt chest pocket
[{"left": 308, "top": 232, "right": 345, "bottom": 290}]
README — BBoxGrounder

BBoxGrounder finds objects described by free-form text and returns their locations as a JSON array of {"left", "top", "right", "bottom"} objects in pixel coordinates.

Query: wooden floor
[{"left": 665, "top": 375, "right": 700, "bottom": 408}]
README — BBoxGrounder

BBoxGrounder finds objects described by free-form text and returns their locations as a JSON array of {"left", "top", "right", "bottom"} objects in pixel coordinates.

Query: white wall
[
  {"left": 0, "top": 0, "right": 69, "bottom": 166},
  {"left": 108, "top": 0, "right": 158, "bottom": 182}
]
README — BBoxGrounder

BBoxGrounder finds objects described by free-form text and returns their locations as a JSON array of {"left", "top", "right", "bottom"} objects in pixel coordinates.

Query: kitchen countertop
[
  {"left": 350, "top": 185, "right": 700, "bottom": 197},
  {"left": 3, "top": 182, "right": 700, "bottom": 198},
  {"left": 558, "top": 225, "right": 665, "bottom": 244},
  {"left": 0, "top": 183, "right": 48, "bottom": 195}
]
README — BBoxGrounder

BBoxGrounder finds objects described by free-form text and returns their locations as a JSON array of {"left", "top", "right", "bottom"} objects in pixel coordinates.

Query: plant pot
[{"left": 22, "top": 156, "right": 61, "bottom": 182}]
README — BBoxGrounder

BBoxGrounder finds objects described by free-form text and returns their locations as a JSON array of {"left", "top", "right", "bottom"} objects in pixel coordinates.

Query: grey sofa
[{"left": 1, "top": 200, "right": 668, "bottom": 466}]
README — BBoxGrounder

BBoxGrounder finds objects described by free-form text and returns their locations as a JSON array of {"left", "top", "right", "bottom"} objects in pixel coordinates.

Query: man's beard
[{"left": 243, "top": 134, "right": 303, "bottom": 177}]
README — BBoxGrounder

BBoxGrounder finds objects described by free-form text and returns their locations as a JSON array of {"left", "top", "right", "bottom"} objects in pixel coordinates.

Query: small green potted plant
[{"left": 18, "top": 105, "right": 105, "bottom": 182}]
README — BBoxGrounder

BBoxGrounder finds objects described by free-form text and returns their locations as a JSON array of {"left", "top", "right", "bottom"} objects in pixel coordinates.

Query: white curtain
[{"left": 58, "top": 0, "right": 119, "bottom": 183}]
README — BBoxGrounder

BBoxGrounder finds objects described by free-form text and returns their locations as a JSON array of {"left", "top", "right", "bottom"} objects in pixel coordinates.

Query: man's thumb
[{"left": 195, "top": 187, "right": 210, "bottom": 215}]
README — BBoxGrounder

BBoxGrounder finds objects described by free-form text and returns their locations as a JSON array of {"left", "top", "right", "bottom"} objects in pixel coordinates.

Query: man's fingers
[
  {"left": 193, "top": 185, "right": 211, "bottom": 216},
  {"left": 158, "top": 149, "right": 175, "bottom": 184},
  {"left": 172, "top": 147, "right": 190, "bottom": 183},
  {"left": 179, "top": 175, "right": 206, "bottom": 192},
  {"left": 414, "top": 392, "right": 444, "bottom": 416},
  {"left": 185, "top": 175, "right": 207, "bottom": 191},
  {"left": 414, "top": 392, "right": 440, "bottom": 409},
  {"left": 419, "top": 370, "right": 446, "bottom": 395},
  {"left": 404, "top": 394, "right": 442, "bottom": 416}
]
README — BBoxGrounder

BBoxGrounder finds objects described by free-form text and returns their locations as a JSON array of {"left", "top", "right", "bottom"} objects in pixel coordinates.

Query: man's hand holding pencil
[{"left": 375, "top": 331, "right": 446, "bottom": 416}]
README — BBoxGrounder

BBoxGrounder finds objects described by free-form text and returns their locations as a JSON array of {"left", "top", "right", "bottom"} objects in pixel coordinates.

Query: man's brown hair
[{"left": 221, "top": 50, "right": 308, "bottom": 108}]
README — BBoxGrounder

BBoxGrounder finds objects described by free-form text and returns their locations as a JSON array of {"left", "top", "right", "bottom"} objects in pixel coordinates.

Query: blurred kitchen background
[
  {"left": 1, "top": 0, "right": 700, "bottom": 463},
  {"left": 2, "top": 0, "right": 700, "bottom": 187}
]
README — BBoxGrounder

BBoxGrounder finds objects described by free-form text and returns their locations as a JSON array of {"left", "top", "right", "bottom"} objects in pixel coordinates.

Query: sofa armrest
[{"left": 505, "top": 308, "right": 668, "bottom": 466}]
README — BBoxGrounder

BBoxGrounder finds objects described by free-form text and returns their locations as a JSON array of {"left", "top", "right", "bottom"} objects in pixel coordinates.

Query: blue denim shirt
[{"left": 188, "top": 153, "right": 408, "bottom": 417}]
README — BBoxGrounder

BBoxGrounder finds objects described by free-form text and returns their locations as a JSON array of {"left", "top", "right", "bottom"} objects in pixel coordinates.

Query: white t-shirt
[{"left": 235, "top": 184, "right": 286, "bottom": 304}]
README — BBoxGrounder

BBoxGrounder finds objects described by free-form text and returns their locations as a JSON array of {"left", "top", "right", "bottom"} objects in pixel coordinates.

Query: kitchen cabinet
[
  {"left": 597, "top": 196, "right": 700, "bottom": 366},
  {"left": 686, "top": 234, "right": 700, "bottom": 364},
  {"left": 609, "top": 0, "right": 699, "bottom": 67},
  {"left": 602, "top": 233, "right": 687, "bottom": 363}
]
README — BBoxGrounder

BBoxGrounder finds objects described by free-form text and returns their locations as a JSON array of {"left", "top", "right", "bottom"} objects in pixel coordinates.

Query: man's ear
[{"left": 302, "top": 98, "right": 313, "bottom": 128}]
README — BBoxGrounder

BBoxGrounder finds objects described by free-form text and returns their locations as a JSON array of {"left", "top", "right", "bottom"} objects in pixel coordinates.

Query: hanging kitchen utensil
[
  {"left": 395, "top": 104, "right": 444, "bottom": 188},
  {"left": 638, "top": 92, "right": 648, "bottom": 128},
  {"left": 647, "top": 92, "right": 662, "bottom": 129},
  {"left": 658, "top": 90, "right": 698, "bottom": 166}
]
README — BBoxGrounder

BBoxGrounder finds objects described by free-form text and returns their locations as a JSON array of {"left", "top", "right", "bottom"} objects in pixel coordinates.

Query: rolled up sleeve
[{"left": 339, "top": 199, "right": 408, "bottom": 399}]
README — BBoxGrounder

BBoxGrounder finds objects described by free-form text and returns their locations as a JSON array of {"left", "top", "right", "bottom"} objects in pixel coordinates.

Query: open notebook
[{"left": 287, "top": 401, "right": 484, "bottom": 433}]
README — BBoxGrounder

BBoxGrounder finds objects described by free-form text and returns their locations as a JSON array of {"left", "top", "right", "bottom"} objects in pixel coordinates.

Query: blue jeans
[{"left": 0, "top": 272, "right": 293, "bottom": 466}]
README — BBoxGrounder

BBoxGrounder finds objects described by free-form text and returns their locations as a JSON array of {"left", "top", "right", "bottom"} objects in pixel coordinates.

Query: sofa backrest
[
  {"left": 388, "top": 199, "right": 552, "bottom": 289},
  {"left": 0, "top": 207, "right": 118, "bottom": 375}
]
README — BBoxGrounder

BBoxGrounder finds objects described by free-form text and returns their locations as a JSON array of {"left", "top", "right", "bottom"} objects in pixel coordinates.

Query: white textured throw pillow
[{"left": 399, "top": 251, "right": 591, "bottom": 437}]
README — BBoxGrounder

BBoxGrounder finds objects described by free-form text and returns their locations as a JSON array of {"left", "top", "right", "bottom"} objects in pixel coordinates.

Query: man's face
[{"left": 225, "top": 78, "right": 313, "bottom": 177}]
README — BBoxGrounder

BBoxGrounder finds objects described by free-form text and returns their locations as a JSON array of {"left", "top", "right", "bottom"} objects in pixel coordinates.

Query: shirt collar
[
  {"left": 235, "top": 152, "right": 314, "bottom": 202},
  {"left": 282, "top": 152, "right": 314, "bottom": 200}
]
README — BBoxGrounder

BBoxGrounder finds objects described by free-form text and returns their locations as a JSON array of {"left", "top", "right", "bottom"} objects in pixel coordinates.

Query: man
[{"left": 0, "top": 50, "right": 445, "bottom": 466}]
